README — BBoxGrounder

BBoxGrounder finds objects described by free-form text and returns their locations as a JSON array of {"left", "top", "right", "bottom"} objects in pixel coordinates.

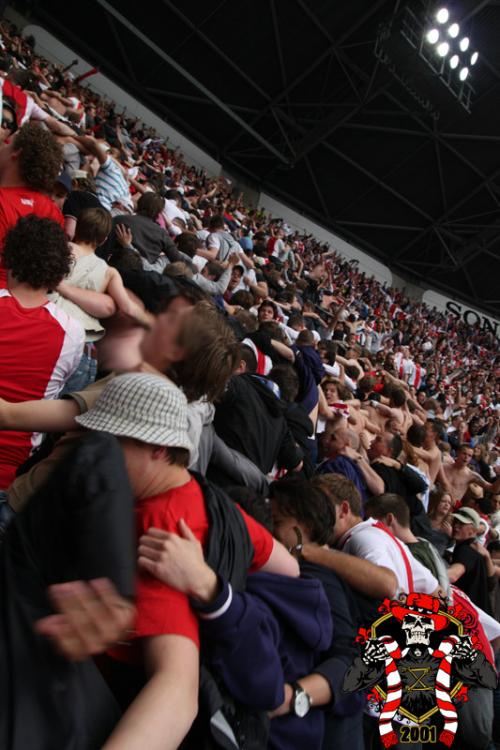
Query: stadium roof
[{"left": 30, "top": 0, "right": 500, "bottom": 316}]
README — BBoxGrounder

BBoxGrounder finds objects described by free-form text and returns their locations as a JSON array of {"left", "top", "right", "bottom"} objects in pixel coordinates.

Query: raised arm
[
  {"left": 105, "top": 268, "right": 154, "bottom": 328},
  {"left": 72, "top": 134, "right": 108, "bottom": 166}
]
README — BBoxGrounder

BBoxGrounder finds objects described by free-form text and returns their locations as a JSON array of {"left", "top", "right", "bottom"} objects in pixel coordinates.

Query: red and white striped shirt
[
  {"left": 407, "top": 362, "right": 426, "bottom": 390},
  {"left": 0, "top": 290, "right": 84, "bottom": 488}
]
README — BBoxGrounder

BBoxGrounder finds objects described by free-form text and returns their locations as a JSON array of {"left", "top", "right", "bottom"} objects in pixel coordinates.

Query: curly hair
[
  {"left": 12, "top": 122, "right": 63, "bottom": 192},
  {"left": 3, "top": 215, "right": 71, "bottom": 289}
]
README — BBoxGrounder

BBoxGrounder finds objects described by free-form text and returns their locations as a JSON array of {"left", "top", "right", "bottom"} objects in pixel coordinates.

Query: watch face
[{"left": 294, "top": 690, "right": 311, "bottom": 718}]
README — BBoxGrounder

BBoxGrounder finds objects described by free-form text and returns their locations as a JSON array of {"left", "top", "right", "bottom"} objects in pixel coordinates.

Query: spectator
[
  {"left": 0, "top": 215, "right": 83, "bottom": 498},
  {"left": 427, "top": 489, "right": 454, "bottom": 554},
  {"left": 51, "top": 207, "right": 153, "bottom": 390},
  {"left": 270, "top": 476, "right": 365, "bottom": 750},
  {"left": 307, "top": 474, "right": 439, "bottom": 597},
  {"left": 104, "top": 192, "right": 189, "bottom": 272},
  {"left": 0, "top": 122, "right": 64, "bottom": 286},
  {"left": 317, "top": 414, "right": 384, "bottom": 503},
  {"left": 443, "top": 444, "right": 498, "bottom": 503},
  {"left": 62, "top": 171, "right": 103, "bottom": 239},
  {"left": 73, "top": 372, "right": 298, "bottom": 749},
  {"left": 213, "top": 346, "right": 303, "bottom": 476},
  {"left": 448, "top": 506, "right": 496, "bottom": 614},
  {"left": 365, "top": 493, "right": 451, "bottom": 598}
]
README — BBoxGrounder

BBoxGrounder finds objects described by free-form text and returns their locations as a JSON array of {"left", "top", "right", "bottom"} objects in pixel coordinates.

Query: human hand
[
  {"left": 441, "top": 520, "right": 453, "bottom": 537},
  {"left": 228, "top": 252, "right": 240, "bottom": 267},
  {"left": 471, "top": 541, "right": 491, "bottom": 560},
  {"left": 373, "top": 456, "right": 400, "bottom": 469},
  {"left": 115, "top": 224, "right": 133, "bottom": 248},
  {"left": 268, "top": 683, "right": 293, "bottom": 718},
  {"left": 138, "top": 520, "right": 219, "bottom": 604},
  {"left": 35, "top": 578, "right": 135, "bottom": 662}
]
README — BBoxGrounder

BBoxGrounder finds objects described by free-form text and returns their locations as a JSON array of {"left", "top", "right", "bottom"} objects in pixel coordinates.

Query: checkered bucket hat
[{"left": 75, "top": 373, "right": 192, "bottom": 451}]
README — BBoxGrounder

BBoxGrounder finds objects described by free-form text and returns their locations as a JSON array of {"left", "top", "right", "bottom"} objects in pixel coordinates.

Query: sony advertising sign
[{"left": 422, "top": 291, "right": 500, "bottom": 339}]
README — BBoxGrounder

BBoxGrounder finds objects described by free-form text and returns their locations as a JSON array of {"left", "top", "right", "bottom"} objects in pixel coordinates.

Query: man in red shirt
[
  {"left": 75, "top": 372, "right": 298, "bottom": 750},
  {"left": 0, "top": 121, "right": 64, "bottom": 287},
  {"left": 0, "top": 215, "right": 84, "bottom": 491}
]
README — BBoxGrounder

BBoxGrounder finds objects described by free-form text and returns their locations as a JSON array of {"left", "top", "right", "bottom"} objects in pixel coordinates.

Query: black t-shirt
[
  {"left": 63, "top": 189, "right": 103, "bottom": 219},
  {"left": 452, "top": 539, "right": 492, "bottom": 614}
]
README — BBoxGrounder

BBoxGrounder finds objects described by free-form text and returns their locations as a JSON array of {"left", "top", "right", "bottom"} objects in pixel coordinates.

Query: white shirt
[
  {"left": 233, "top": 268, "right": 257, "bottom": 293},
  {"left": 192, "top": 255, "right": 208, "bottom": 272},
  {"left": 338, "top": 518, "right": 438, "bottom": 595},
  {"left": 162, "top": 198, "right": 187, "bottom": 224}
]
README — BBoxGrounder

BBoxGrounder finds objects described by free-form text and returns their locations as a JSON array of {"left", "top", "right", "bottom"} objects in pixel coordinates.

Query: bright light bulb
[
  {"left": 448, "top": 23, "right": 459, "bottom": 38},
  {"left": 460, "top": 37, "right": 470, "bottom": 51},
  {"left": 459, "top": 67, "right": 469, "bottom": 81},
  {"left": 437, "top": 41, "right": 450, "bottom": 57},
  {"left": 449, "top": 54, "right": 459, "bottom": 69},
  {"left": 426, "top": 28, "right": 440, "bottom": 44},
  {"left": 436, "top": 8, "right": 449, "bottom": 24},
  {"left": 470, "top": 51, "right": 479, "bottom": 65}
]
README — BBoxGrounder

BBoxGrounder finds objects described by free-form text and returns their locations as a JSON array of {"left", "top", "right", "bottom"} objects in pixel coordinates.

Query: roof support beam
[
  {"left": 222, "top": 0, "right": 389, "bottom": 154},
  {"left": 95, "top": 0, "right": 291, "bottom": 165},
  {"left": 159, "top": 0, "right": 271, "bottom": 105}
]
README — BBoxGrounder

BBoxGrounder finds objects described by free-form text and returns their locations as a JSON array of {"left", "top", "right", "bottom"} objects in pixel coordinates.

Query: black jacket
[
  {"left": 214, "top": 374, "right": 303, "bottom": 474},
  {"left": 0, "top": 433, "right": 136, "bottom": 750}
]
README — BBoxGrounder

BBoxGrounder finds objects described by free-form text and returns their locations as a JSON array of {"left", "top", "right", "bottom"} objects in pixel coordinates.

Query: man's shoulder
[{"left": 44, "top": 301, "right": 85, "bottom": 339}]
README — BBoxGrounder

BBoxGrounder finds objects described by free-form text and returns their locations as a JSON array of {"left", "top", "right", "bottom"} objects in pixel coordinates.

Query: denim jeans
[{"left": 61, "top": 349, "right": 98, "bottom": 396}]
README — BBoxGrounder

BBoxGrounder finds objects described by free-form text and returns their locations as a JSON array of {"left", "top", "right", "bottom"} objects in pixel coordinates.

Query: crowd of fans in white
[{"left": 0, "top": 19, "right": 499, "bottom": 750}]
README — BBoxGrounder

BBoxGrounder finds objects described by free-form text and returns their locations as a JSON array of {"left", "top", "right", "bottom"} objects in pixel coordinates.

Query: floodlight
[
  {"left": 470, "top": 51, "right": 478, "bottom": 65},
  {"left": 459, "top": 67, "right": 469, "bottom": 81},
  {"left": 426, "top": 28, "right": 440, "bottom": 44},
  {"left": 437, "top": 41, "right": 450, "bottom": 57},
  {"left": 448, "top": 23, "right": 459, "bottom": 38},
  {"left": 436, "top": 8, "right": 449, "bottom": 24},
  {"left": 449, "top": 55, "right": 459, "bottom": 69},
  {"left": 459, "top": 37, "right": 470, "bottom": 51}
]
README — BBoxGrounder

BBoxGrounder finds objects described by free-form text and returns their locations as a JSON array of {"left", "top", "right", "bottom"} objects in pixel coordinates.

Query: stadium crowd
[{"left": 0, "top": 18, "right": 500, "bottom": 750}]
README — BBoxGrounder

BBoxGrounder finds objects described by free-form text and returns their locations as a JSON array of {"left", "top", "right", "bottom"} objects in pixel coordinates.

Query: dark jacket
[
  {"left": 300, "top": 562, "right": 365, "bottom": 750},
  {"left": 371, "top": 461, "right": 437, "bottom": 540},
  {"left": 195, "top": 572, "right": 333, "bottom": 750},
  {"left": 317, "top": 456, "right": 368, "bottom": 504},
  {"left": 0, "top": 433, "right": 136, "bottom": 750},
  {"left": 371, "top": 461, "right": 427, "bottom": 517},
  {"left": 214, "top": 374, "right": 303, "bottom": 474},
  {"left": 292, "top": 344, "right": 325, "bottom": 416},
  {"left": 283, "top": 403, "right": 315, "bottom": 478}
]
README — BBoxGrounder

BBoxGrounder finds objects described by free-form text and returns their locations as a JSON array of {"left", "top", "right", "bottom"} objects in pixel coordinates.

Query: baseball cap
[
  {"left": 451, "top": 507, "right": 481, "bottom": 528},
  {"left": 55, "top": 170, "right": 72, "bottom": 194},
  {"left": 75, "top": 373, "right": 192, "bottom": 452}
]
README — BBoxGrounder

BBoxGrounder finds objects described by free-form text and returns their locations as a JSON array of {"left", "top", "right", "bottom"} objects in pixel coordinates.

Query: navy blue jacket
[
  {"left": 317, "top": 455, "right": 368, "bottom": 504},
  {"left": 196, "top": 572, "right": 333, "bottom": 750}
]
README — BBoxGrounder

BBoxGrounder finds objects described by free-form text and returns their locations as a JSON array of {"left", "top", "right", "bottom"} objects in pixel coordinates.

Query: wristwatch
[{"left": 291, "top": 681, "right": 312, "bottom": 718}]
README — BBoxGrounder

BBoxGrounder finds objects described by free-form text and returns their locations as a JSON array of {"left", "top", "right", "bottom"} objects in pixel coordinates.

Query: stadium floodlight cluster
[{"left": 425, "top": 7, "right": 478, "bottom": 82}]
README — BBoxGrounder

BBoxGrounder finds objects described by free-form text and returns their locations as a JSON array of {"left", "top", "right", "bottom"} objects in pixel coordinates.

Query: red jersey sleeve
[
  {"left": 116, "top": 481, "right": 209, "bottom": 660},
  {"left": 237, "top": 505, "right": 274, "bottom": 571}
]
